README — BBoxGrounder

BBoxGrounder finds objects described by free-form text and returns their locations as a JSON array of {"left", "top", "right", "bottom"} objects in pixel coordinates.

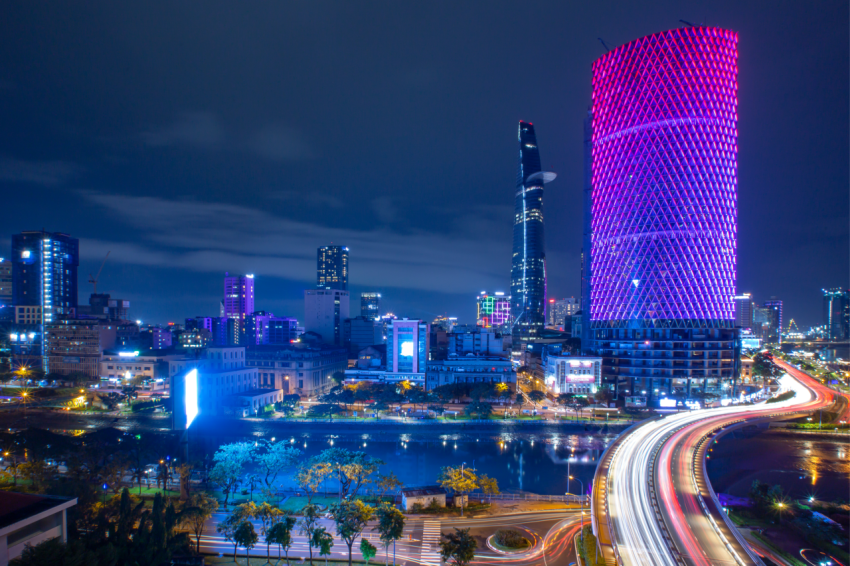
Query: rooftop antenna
[
  {"left": 598, "top": 38, "right": 611, "bottom": 52},
  {"left": 89, "top": 251, "right": 110, "bottom": 294},
  {"left": 679, "top": 19, "right": 696, "bottom": 27}
]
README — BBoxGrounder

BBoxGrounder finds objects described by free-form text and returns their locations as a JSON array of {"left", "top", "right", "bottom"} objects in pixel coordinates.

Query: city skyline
[{"left": 0, "top": 2, "right": 846, "bottom": 327}]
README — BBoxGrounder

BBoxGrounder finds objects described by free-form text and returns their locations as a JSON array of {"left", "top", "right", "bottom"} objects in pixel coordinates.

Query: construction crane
[{"left": 89, "top": 251, "right": 110, "bottom": 294}]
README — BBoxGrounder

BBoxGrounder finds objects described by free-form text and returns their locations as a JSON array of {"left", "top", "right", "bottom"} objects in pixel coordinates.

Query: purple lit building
[
  {"left": 586, "top": 27, "right": 740, "bottom": 402},
  {"left": 224, "top": 273, "right": 255, "bottom": 345}
]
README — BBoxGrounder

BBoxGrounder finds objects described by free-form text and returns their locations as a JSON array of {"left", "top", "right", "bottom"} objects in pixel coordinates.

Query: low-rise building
[
  {"left": 425, "top": 354, "right": 515, "bottom": 391},
  {"left": 45, "top": 319, "right": 118, "bottom": 377},
  {"left": 447, "top": 330, "right": 503, "bottom": 357},
  {"left": 0, "top": 492, "right": 77, "bottom": 565},
  {"left": 544, "top": 355, "right": 601, "bottom": 395},
  {"left": 246, "top": 344, "right": 347, "bottom": 397},
  {"left": 180, "top": 347, "right": 260, "bottom": 416},
  {"left": 401, "top": 486, "right": 446, "bottom": 511},
  {"left": 222, "top": 388, "right": 285, "bottom": 417},
  {"left": 343, "top": 367, "right": 425, "bottom": 388}
]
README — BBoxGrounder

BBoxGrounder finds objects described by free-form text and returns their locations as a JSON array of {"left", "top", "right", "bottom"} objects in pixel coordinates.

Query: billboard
[{"left": 185, "top": 369, "right": 198, "bottom": 429}]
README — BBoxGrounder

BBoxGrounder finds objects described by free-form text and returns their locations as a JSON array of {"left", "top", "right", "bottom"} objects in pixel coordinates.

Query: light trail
[{"left": 599, "top": 360, "right": 837, "bottom": 566}]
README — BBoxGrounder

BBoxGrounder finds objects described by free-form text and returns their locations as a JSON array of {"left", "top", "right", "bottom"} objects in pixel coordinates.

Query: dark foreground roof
[{"left": 0, "top": 492, "right": 76, "bottom": 530}]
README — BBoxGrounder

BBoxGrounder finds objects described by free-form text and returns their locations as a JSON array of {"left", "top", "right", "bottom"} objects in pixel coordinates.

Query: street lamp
[{"left": 570, "top": 475, "right": 585, "bottom": 541}]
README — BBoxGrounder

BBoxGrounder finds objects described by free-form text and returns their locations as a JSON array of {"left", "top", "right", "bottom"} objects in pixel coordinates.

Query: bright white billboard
[{"left": 185, "top": 369, "right": 199, "bottom": 428}]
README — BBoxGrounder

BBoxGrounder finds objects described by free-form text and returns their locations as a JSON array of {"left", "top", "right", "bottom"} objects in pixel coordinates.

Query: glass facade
[{"left": 510, "top": 121, "right": 550, "bottom": 344}]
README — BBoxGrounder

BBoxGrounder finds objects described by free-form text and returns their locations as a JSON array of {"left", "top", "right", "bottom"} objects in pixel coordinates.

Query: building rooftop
[
  {"left": 237, "top": 388, "right": 281, "bottom": 397},
  {"left": 401, "top": 486, "right": 446, "bottom": 497},
  {"left": 0, "top": 492, "right": 77, "bottom": 531}
]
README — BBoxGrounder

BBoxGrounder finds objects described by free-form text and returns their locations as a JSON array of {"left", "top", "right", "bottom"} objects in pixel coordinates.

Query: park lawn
[
  {"left": 279, "top": 495, "right": 341, "bottom": 512},
  {"left": 750, "top": 532, "right": 807, "bottom": 566},
  {"left": 134, "top": 486, "right": 181, "bottom": 498}
]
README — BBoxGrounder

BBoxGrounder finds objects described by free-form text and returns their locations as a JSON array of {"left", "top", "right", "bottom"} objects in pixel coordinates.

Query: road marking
[{"left": 420, "top": 520, "right": 442, "bottom": 565}]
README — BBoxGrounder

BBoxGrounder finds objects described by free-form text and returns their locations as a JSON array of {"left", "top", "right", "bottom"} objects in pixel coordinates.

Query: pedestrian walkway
[{"left": 420, "top": 520, "right": 442, "bottom": 565}]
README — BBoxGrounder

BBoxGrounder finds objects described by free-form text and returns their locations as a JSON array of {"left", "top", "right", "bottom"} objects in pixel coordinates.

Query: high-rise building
[
  {"left": 304, "top": 289, "right": 350, "bottom": 346},
  {"left": 245, "top": 311, "right": 298, "bottom": 345},
  {"left": 587, "top": 27, "right": 739, "bottom": 401},
  {"left": 360, "top": 292, "right": 381, "bottom": 319},
  {"left": 510, "top": 122, "right": 555, "bottom": 345},
  {"left": 763, "top": 299, "right": 783, "bottom": 344},
  {"left": 223, "top": 273, "right": 254, "bottom": 345},
  {"left": 45, "top": 319, "right": 117, "bottom": 377},
  {"left": 11, "top": 231, "right": 79, "bottom": 369},
  {"left": 0, "top": 257, "right": 12, "bottom": 319},
  {"left": 734, "top": 294, "right": 754, "bottom": 331},
  {"left": 823, "top": 288, "right": 849, "bottom": 340},
  {"left": 317, "top": 246, "right": 349, "bottom": 291},
  {"left": 386, "top": 318, "right": 429, "bottom": 375},
  {"left": 343, "top": 316, "right": 384, "bottom": 354},
  {"left": 477, "top": 291, "right": 511, "bottom": 329},
  {"left": 547, "top": 297, "right": 579, "bottom": 327}
]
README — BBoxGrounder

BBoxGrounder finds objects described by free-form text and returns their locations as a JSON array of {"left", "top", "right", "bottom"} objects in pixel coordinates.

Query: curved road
[{"left": 595, "top": 360, "right": 839, "bottom": 566}]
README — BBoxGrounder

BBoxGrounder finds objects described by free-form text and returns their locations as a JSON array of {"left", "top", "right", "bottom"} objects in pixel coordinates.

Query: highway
[{"left": 594, "top": 360, "right": 840, "bottom": 566}]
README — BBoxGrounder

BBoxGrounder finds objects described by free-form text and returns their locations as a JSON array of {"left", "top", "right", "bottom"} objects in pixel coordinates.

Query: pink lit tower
[{"left": 585, "top": 27, "right": 740, "bottom": 403}]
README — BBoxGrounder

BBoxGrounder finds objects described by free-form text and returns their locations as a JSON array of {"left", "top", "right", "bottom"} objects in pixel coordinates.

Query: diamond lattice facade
[{"left": 587, "top": 27, "right": 740, "bottom": 401}]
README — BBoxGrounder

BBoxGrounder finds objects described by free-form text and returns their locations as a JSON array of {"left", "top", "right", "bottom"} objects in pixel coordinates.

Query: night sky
[{"left": 1, "top": 1, "right": 847, "bottom": 328}]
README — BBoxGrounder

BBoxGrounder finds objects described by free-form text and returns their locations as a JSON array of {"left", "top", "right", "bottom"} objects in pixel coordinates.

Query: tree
[
  {"left": 234, "top": 520, "right": 259, "bottom": 566},
  {"left": 307, "top": 403, "right": 343, "bottom": 418},
  {"left": 330, "top": 500, "right": 375, "bottom": 566},
  {"left": 439, "top": 528, "right": 477, "bottom": 566},
  {"left": 218, "top": 504, "right": 256, "bottom": 562},
  {"left": 210, "top": 442, "right": 255, "bottom": 508},
  {"left": 331, "top": 371, "right": 346, "bottom": 386},
  {"left": 267, "top": 514, "right": 296, "bottom": 565},
  {"left": 477, "top": 474, "right": 499, "bottom": 503},
  {"left": 528, "top": 390, "right": 546, "bottom": 407},
  {"left": 313, "top": 526, "right": 335, "bottom": 566},
  {"left": 181, "top": 492, "right": 219, "bottom": 554},
  {"left": 556, "top": 393, "right": 575, "bottom": 410},
  {"left": 437, "top": 466, "right": 478, "bottom": 516},
  {"left": 469, "top": 383, "right": 494, "bottom": 402},
  {"left": 294, "top": 457, "right": 333, "bottom": 504},
  {"left": 464, "top": 401, "right": 492, "bottom": 420},
  {"left": 514, "top": 391, "right": 527, "bottom": 411},
  {"left": 299, "top": 503, "right": 322, "bottom": 566},
  {"left": 256, "top": 502, "right": 283, "bottom": 561},
  {"left": 318, "top": 448, "right": 384, "bottom": 500},
  {"left": 375, "top": 471, "right": 403, "bottom": 501},
  {"left": 360, "top": 538, "right": 377, "bottom": 566},
  {"left": 155, "top": 461, "right": 173, "bottom": 493},
  {"left": 374, "top": 503, "right": 405, "bottom": 566},
  {"left": 278, "top": 394, "right": 301, "bottom": 417},
  {"left": 177, "top": 462, "right": 193, "bottom": 500}
]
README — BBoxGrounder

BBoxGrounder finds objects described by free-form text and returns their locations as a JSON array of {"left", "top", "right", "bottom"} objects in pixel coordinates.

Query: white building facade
[{"left": 545, "top": 355, "right": 601, "bottom": 395}]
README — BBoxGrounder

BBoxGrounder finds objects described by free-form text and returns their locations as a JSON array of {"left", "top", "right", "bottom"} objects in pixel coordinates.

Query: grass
[
  {"left": 576, "top": 526, "right": 606, "bottom": 566},
  {"left": 278, "top": 496, "right": 339, "bottom": 512},
  {"left": 750, "top": 532, "right": 807, "bottom": 566},
  {"left": 205, "top": 556, "right": 374, "bottom": 566}
]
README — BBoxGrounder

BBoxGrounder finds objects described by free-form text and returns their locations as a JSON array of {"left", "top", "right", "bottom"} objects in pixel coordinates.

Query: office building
[
  {"left": 734, "top": 294, "right": 753, "bottom": 331},
  {"left": 304, "top": 289, "right": 349, "bottom": 346},
  {"left": 387, "top": 318, "right": 429, "bottom": 375},
  {"left": 11, "top": 231, "right": 79, "bottom": 368},
  {"left": 169, "top": 347, "right": 261, "bottom": 418},
  {"left": 246, "top": 343, "right": 347, "bottom": 396},
  {"left": 511, "top": 122, "right": 555, "bottom": 345},
  {"left": 361, "top": 292, "right": 381, "bottom": 319},
  {"left": 76, "top": 293, "right": 130, "bottom": 321},
  {"left": 343, "top": 316, "right": 383, "bottom": 354},
  {"left": 317, "top": 245, "right": 349, "bottom": 290},
  {"left": 476, "top": 292, "right": 511, "bottom": 329},
  {"left": 223, "top": 273, "right": 254, "bottom": 345},
  {"left": 45, "top": 319, "right": 118, "bottom": 377},
  {"left": 823, "top": 288, "right": 849, "bottom": 340},
  {"left": 544, "top": 355, "right": 602, "bottom": 395},
  {"left": 0, "top": 258, "right": 11, "bottom": 319},
  {"left": 177, "top": 328, "right": 211, "bottom": 349},
  {"left": 425, "top": 354, "right": 515, "bottom": 391},
  {"left": 763, "top": 299, "right": 783, "bottom": 345},
  {"left": 101, "top": 350, "right": 191, "bottom": 381},
  {"left": 245, "top": 311, "right": 298, "bottom": 345},
  {"left": 547, "top": 297, "right": 578, "bottom": 327},
  {"left": 586, "top": 27, "right": 739, "bottom": 402},
  {"left": 448, "top": 329, "right": 504, "bottom": 357}
]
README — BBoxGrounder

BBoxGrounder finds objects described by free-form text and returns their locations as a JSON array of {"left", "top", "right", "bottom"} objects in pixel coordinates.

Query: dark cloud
[
  {"left": 0, "top": 157, "right": 82, "bottom": 186},
  {"left": 141, "top": 112, "right": 224, "bottom": 148}
]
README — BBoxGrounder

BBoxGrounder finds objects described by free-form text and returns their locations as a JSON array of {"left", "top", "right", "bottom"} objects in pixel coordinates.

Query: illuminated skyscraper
[
  {"left": 317, "top": 245, "right": 349, "bottom": 291},
  {"left": 510, "top": 121, "right": 555, "bottom": 345},
  {"left": 11, "top": 231, "right": 79, "bottom": 369},
  {"left": 360, "top": 292, "right": 381, "bottom": 319},
  {"left": 587, "top": 27, "right": 739, "bottom": 401},
  {"left": 823, "top": 288, "right": 849, "bottom": 340},
  {"left": 223, "top": 273, "right": 254, "bottom": 345},
  {"left": 476, "top": 291, "right": 511, "bottom": 329}
]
